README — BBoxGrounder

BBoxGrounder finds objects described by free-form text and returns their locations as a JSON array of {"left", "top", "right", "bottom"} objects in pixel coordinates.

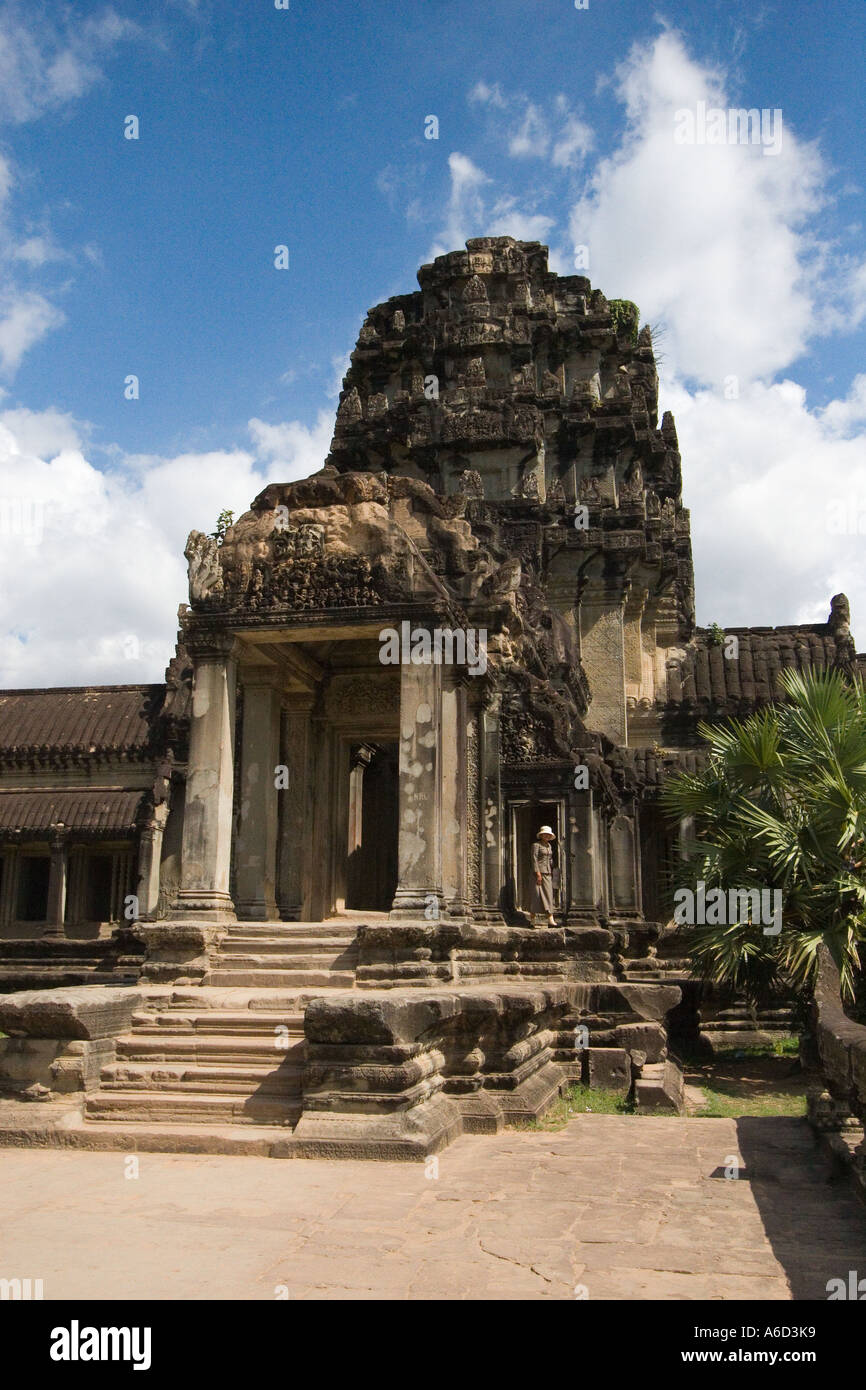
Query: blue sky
[{"left": 1, "top": 0, "right": 865, "bottom": 685}]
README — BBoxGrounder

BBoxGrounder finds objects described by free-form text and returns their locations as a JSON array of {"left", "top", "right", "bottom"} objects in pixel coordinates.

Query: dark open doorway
[
  {"left": 345, "top": 741, "right": 398, "bottom": 912},
  {"left": 512, "top": 802, "right": 562, "bottom": 918}
]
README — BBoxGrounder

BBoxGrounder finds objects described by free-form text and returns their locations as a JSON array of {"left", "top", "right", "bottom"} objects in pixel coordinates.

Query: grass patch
[
  {"left": 684, "top": 1050, "right": 809, "bottom": 1119},
  {"left": 694, "top": 1088, "right": 806, "bottom": 1119},
  {"left": 510, "top": 1083, "right": 633, "bottom": 1131},
  {"left": 712, "top": 1036, "right": 800, "bottom": 1060}
]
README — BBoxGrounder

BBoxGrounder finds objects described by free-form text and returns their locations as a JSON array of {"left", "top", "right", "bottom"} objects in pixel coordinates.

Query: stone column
[
  {"left": 390, "top": 657, "right": 444, "bottom": 921},
  {"left": 276, "top": 694, "right": 315, "bottom": 921},
  {"left": 170, "top": 633, "right": 238, "bottom": 921},
  {"left": 234, "top": 669, "right": 282, "bottom": 920},
  {"left": 479, "top": 689, "right": 503, "bottom": 920},
  {"left": 567, "top": 790, "right": 601, "bottom": 919},
  {"left": 441, "top": 671, "right": 468, "bottom": 919},
  {"left": 0, "top": 848, "right": 16, "bottom": 929},
  {"left": 43, "top": 831, "right": 68, "bottom": 938},
  {"left": 464, "top": 696, "right": 483, "bottom": 913},
  {"left": 136, "top": 803, "right": 170, "bottom": 921}
]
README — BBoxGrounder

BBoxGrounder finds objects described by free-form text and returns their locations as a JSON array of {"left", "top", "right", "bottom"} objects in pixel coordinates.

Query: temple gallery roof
[
  {"left": 0, "top": 788, "right": 144, "bottom": 838},
  {"left": 664, "top": 612, "right": 857, "bottom": 713},
  {"left": 0, "top": 686, "right": 166, "bottom": 761}
]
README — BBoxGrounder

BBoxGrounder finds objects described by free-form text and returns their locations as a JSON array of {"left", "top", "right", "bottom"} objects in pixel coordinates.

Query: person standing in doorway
[{"left": 532, "top": 824, "right": 558, "bottom": 927}]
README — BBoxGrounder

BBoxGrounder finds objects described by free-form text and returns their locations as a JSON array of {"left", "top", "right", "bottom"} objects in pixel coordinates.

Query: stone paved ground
[{"left": 1, "top": 1115, "right": 864, "bottom": 1300}]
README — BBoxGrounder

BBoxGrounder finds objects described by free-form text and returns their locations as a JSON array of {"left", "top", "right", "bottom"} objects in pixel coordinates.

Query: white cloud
[
  {"left": 567, "top": 31, "right": 826, "bottom": 386},
  {"left": 669, "top": 376, "right": 866, "bottom": 631},
  {"left": 429, "top": 152, "right": 489, "bottom": 260},
  {"left": 508, "top": 104, "right": 550, "bottom": 159},
  {"left": 247, "top": 410, "right": 334, "bottom": 475},
  {"left": 488, "top": 196, "right": 554, "bottom": 244},
  {"left": 11, "top": 235, "right": 67, "bottom": 267},
  {"left": 0, "top": 10, "right": 141, "bottom": 377},
  {"left": 0, "top": 409, "right": 331, "bottom": 686},
  {"left": 552, "top": 115, "right": 593, "bottom": 169},
  {"left": 0, "top": 290, "right": 65, "bottom": 373},
  {"left": 468, "top": 81, "right": 506, "bottom": 109},
  {"left": 0, "top": 7, "right": 139, "bottom": 124},
  {"left": 0, "top": 405, "right": 84, "bottom": 457}
]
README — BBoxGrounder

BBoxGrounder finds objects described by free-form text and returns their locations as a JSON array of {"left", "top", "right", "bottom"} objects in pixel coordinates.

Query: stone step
[
  {"left": 57, "top": 1116, "right": 296, "bottom": 1156},
  {"left": 204, "top": 969, "right": 356, "bottom": 988},
  {"left": 226, "top": 924, "right": 360, "bottom": 940},
  {"left": 85, "top": 1090, "right": 300, "bottom": 1126},
  {"left": 116, "top": 1034, "right": 304, "bottom": 1063},
  {"left": 166, "top": 988, "right": 316, "bottom": 1011},
  {"left": 100, "top": 1061, "right": 303, "bottom": 1094},
  {"left": 213, "top": 953, "right": 354, "bottom": 971},
  {"left": 220, "top": 937, "right": 358, "bottom": 956},
  {"left": 0, "top": 967, "right": 141, "bottom": 993},
  {"left": 130, "top": 1010, "right": 305, "bottom": 1035}
]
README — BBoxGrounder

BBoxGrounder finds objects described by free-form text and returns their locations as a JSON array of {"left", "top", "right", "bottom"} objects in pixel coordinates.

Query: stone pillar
[
  {"left": 609, "top": 809, "right": 641, "bottom": 916},
  {"left": 276, "top": 694, "right": 315, "bottom": 921},
  {"left": 567, "top": 790, "right": 601, "bottom": 919},
  {"left": 0, "top": 848, "right": 16, "bottom": 929},
  {"left": 464, "top": 697, "right": 482, "bottom": 912},
  {"left": 170, "top": 634, "right": 238, "bottom": 921},
  {"left": 441, "top": 671, "right": 468, "bottom": 919},
  {"left": 136, "top": 804, "right": 170, "bottom": 921},
  {"left": 44, "top": 832, "right": 68, "bottom": 938},
  {"left": 234, "top": 670, "right": 282, "bottom": 920},
  {"left": 479, "top": 689, "right": 503, "bottom": 921},
  {"left": 390, "top": 658, "right": 444, "bottom": 921}
]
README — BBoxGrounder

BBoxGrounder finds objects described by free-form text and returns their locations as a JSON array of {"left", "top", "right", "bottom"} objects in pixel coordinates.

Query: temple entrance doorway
[
  {"left": 510, "top": 801, "right": 564, "bottom": 919},
  {"left": 344, "top": 741, "right": 398, "bottom": 912}
]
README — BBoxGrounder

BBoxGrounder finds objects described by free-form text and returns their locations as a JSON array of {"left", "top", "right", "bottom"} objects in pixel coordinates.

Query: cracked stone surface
[{"left": 1, "top": 1115, "right": 864, "bottom": 1300}]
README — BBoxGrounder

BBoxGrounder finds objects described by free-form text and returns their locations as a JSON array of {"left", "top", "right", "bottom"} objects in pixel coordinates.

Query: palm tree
[{"left": 660, "top": 668, "right": 866, "bottom": 1003}]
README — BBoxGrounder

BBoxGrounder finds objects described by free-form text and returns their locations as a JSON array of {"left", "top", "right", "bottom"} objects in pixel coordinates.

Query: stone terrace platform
[{"left": 2, "top": 1115, "right": 864, "bottom": 1299}]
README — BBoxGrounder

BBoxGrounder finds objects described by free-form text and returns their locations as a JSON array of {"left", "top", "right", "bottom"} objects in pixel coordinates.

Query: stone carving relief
[{"left": 184, "top": 531, "right": 224, "bottom": 604}]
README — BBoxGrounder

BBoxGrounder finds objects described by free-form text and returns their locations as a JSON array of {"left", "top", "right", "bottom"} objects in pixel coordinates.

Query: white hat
[{"left": 537, "top": 825, "right": 556, "bottom": 838}]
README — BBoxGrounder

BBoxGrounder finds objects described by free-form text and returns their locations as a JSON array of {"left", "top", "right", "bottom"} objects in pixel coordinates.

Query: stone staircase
[
  {"left": 85, "top": 989, "right": 310, "bottom": 1128},
  {"left": 0, "top": 936, "right": 144, "bottom": 994},
  {"left": 699, "top": 999, "right": 796, "bottom": 1052},
  {"left": 203, "top": 921, "right": 360, "bottom": 988},
  {"left": 81, "top": 920, "right": 365, "bottom": 1134}
]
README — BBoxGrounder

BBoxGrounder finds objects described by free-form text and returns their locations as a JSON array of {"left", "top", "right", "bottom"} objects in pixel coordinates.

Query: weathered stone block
[
  {"left": 0, "top": 987, "right": 142, "bottom": 1041},
  {"left": 587, "top": 1047, "right": 630, "bottom": 1094}
]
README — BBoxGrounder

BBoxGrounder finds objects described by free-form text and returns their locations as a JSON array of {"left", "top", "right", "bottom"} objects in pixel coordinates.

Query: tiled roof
[
  {"left": 0, "top": 686, "right": 163, "bottom": 759},
  {"left": 0, "top": 789, "right": 144, "bottom": 837},
  {"left": 664, "top": 626, "right": 848, "bottom": 711}
]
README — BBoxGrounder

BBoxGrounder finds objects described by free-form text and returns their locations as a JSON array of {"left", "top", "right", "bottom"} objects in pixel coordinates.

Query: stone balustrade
[
  {"left": 0, "top": 986, "right": 142, "bottom": 1097},
  {"left": 808, "top": 945, "right": 866, "bottom": 1197}
]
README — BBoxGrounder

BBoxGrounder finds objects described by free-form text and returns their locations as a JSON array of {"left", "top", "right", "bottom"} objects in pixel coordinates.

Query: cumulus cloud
[
  {"left": 488, "top": 195, "right": 554, "bottom": 244},
  {"left": 247, "top": 410, "right": 334, "bottom": 474},
  {"left": 568, "top": 31, "right": 826, "bottom": 386},
  {"left": 0, "top": 409, "right": 330, "bottom": 687},
  {"left": 669, "top": 376, "right": 866, "bottom": 631}
]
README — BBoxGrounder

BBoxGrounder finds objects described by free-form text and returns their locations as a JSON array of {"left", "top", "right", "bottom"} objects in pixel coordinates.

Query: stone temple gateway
[{"left": 0, "top": 238, "right": 859, "bottom": 1157}]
